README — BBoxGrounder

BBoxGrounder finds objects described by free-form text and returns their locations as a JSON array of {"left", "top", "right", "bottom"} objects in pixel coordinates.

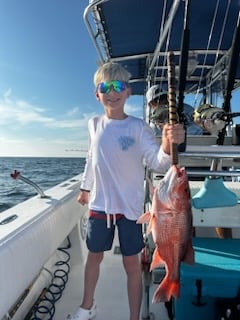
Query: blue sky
[
  {"left": 0, "top": 1, "right": 239, "bottom": 157},
  {"left": 0, "top": 0, "right": 142, "bottom": 157}
]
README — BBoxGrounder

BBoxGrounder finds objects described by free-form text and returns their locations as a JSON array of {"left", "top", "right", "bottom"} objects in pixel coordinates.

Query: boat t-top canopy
[{"left": 84, "top": 0, "right": 240, "bottom": 100}]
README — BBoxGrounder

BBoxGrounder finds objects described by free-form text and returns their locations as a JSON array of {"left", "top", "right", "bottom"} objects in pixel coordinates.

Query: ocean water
[{"left": 0, "top": 157, "right": 86, "bottom": 213}]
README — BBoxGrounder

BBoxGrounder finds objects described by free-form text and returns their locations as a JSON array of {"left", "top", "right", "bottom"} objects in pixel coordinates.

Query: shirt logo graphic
[{"left": 118, "top": 136, "right": 135, "bottom": 151}]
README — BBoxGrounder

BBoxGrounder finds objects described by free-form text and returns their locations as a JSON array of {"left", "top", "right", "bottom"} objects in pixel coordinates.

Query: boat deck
[{"left": 54, "top": 227, "right": 169, "bottom": 320}]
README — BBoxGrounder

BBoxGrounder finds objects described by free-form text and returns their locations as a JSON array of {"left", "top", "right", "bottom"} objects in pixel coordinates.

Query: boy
[{"left": 66, "top": 62, "right": 185, "bottom": 320}]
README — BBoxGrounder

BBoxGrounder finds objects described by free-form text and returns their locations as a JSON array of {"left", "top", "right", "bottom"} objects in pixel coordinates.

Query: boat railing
[{"left": 10, "top": 170, "right": 49, "bottom": 198}]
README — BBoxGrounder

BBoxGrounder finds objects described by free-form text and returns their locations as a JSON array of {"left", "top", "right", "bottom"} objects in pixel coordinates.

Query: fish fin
[
  {"left": 150, "top": 248, "right": 164, "bottom": 271},
  {"left": 183, "top": 241, "right": 195, "bottom": 265},
  {"left": 136, "top": 212, "right": 150, "bottom": 224},
  {"left": 152, "top": 277, "right": 180, "bottom": 303},
  {"left": 146, "top": 219, "right": 153, "bottom": 235}
]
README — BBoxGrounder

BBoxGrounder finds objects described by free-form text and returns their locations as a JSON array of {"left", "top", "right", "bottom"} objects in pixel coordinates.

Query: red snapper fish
[{"left": 137, "top": 164, "right": 194, "bottom": 303}]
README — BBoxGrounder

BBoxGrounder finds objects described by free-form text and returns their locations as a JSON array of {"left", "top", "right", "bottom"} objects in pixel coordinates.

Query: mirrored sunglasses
[{"left": 97, "top": 80, "right": 127, "bottom": 94}]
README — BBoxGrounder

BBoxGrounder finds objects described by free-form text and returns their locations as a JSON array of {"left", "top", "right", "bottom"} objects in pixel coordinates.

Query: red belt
[{"left": 89, "top": 210, "right": 124, "bottom": 221}]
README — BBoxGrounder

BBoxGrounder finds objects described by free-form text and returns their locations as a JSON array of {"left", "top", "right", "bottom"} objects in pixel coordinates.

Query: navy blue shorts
[{"left": 86, "top": 210, "right": 144, "bottom": 256}]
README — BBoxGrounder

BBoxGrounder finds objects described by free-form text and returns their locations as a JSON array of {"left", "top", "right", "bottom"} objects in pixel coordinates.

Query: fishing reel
[
  {"left": 150, "top": 105, "right": 192, "bottom": 129},
  {"left": 193, "top": 104, "right": 240, "bottom": 135},
  {"left": 150, "top": 105, "right": 171, "bottom": 126}
]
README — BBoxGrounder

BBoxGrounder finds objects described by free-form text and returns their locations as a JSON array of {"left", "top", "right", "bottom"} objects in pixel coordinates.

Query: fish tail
[
  {"left": 169, "top": 281, "right": 180, "bottom": 299},
  {"left": 150, "top": 249, "right": 164, "bottom": 271},
  {"left": 152, "top": 277, "right": 180, "bottom": 303}
]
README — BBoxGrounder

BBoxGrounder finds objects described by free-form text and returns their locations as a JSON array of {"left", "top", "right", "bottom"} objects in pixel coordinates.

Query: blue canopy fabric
[{"left": 86, "top": 0, "right": 240, "bottom": 96}]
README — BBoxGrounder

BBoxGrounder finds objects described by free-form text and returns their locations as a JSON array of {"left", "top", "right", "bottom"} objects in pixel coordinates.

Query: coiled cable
[{"left": 25, "top": 237, "right": 71, "bottom": 320}]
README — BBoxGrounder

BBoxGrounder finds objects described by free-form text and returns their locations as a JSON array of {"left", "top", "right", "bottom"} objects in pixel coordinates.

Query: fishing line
[
  {"left": 158, "top": 0, "right": 169, "bottom": 87},
  {"left": 210, "top": 0, "right": 231, "bottom": 88},
  {"left": 194, "top": 0, "right": 220, "bottom": 106}
]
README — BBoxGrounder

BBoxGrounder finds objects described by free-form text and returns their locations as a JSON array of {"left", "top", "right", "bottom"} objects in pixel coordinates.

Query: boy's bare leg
[
  {"left": 123, "top": 254, "right": 142, "bottom": 320},
  {"left": 81, "top": 251, "right": 104, "bottom": 309}
]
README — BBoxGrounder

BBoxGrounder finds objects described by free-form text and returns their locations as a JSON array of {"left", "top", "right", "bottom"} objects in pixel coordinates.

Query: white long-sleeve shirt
[{"left": 80, "top": 115, "right": 171, "bottom": 220}]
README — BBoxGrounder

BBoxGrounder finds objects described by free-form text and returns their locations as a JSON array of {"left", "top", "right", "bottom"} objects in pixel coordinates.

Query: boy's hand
[
  {"left": 161, "top": 123, "right": 185, "bottom": 155},
  {"left": 77, "top": 190, "right": 89, "bottom": 206}
]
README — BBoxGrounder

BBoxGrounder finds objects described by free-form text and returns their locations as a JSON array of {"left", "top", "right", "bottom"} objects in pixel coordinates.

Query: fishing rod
[
  {"left": 217, "top": 11, "right": 240, "bottom": 145},
  {"left": 213, "top": 11, "right": 240, "bottom": 239},
  {"left": 177, "top": 0, "right": 190, "bottom": 123},
  {"left": 167, "top": 51, "right": 179, "bottom": 165}
]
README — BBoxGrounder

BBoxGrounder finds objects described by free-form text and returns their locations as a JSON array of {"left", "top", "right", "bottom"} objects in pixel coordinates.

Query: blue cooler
[{"left": 174, "top": 237, "right": 240, "bottom": 319}]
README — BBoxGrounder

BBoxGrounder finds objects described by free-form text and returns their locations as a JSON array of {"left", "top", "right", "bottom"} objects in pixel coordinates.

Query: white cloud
[
  {"left": 0, "top": 90, "right": 53, "bottom": 125},
  {"left": 0, "top": 90, "right": 93, "bottom": 156},
  {"left": 45, "top": 113, "right": 96, "bottom": 129},
  {"left": 0, "top": 90, "right": 144, "bottom": 157},
  {"left": 66, "top": 106, "right": 79, "bottom": 116},
  {"left": 125, "top": 96, "right": 143, "bottom": 119},
  {"left": 0, "top": 135, "right": 88, "bottom": 157},
  {"left": 0, "top": 90, "right": 95, "bottom": 128}
]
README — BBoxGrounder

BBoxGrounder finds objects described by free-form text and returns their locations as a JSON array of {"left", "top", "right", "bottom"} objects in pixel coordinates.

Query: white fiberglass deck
[{"left": 54, "top": 228, "right": 169, "bottom": 320}]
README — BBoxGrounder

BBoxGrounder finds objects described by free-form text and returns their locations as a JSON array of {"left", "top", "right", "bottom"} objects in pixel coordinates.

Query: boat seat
[{"left": 192, "top": 177, "right": 238, "bottom": 209}]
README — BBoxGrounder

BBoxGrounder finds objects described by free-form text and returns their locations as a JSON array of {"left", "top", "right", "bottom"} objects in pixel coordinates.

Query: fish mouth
[{"left": 156, "top": 165, "right": 190, "bottom": 209}]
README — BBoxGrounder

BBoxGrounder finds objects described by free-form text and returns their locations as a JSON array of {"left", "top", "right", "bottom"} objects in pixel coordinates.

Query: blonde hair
[{"left": 94, "top": 62, "right": 131, "bottom": 86}]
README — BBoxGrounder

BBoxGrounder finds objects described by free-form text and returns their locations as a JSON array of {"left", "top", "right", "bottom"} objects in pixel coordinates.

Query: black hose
[{"left": 25, "top": 238, "right": 71, "bottom": 320}]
